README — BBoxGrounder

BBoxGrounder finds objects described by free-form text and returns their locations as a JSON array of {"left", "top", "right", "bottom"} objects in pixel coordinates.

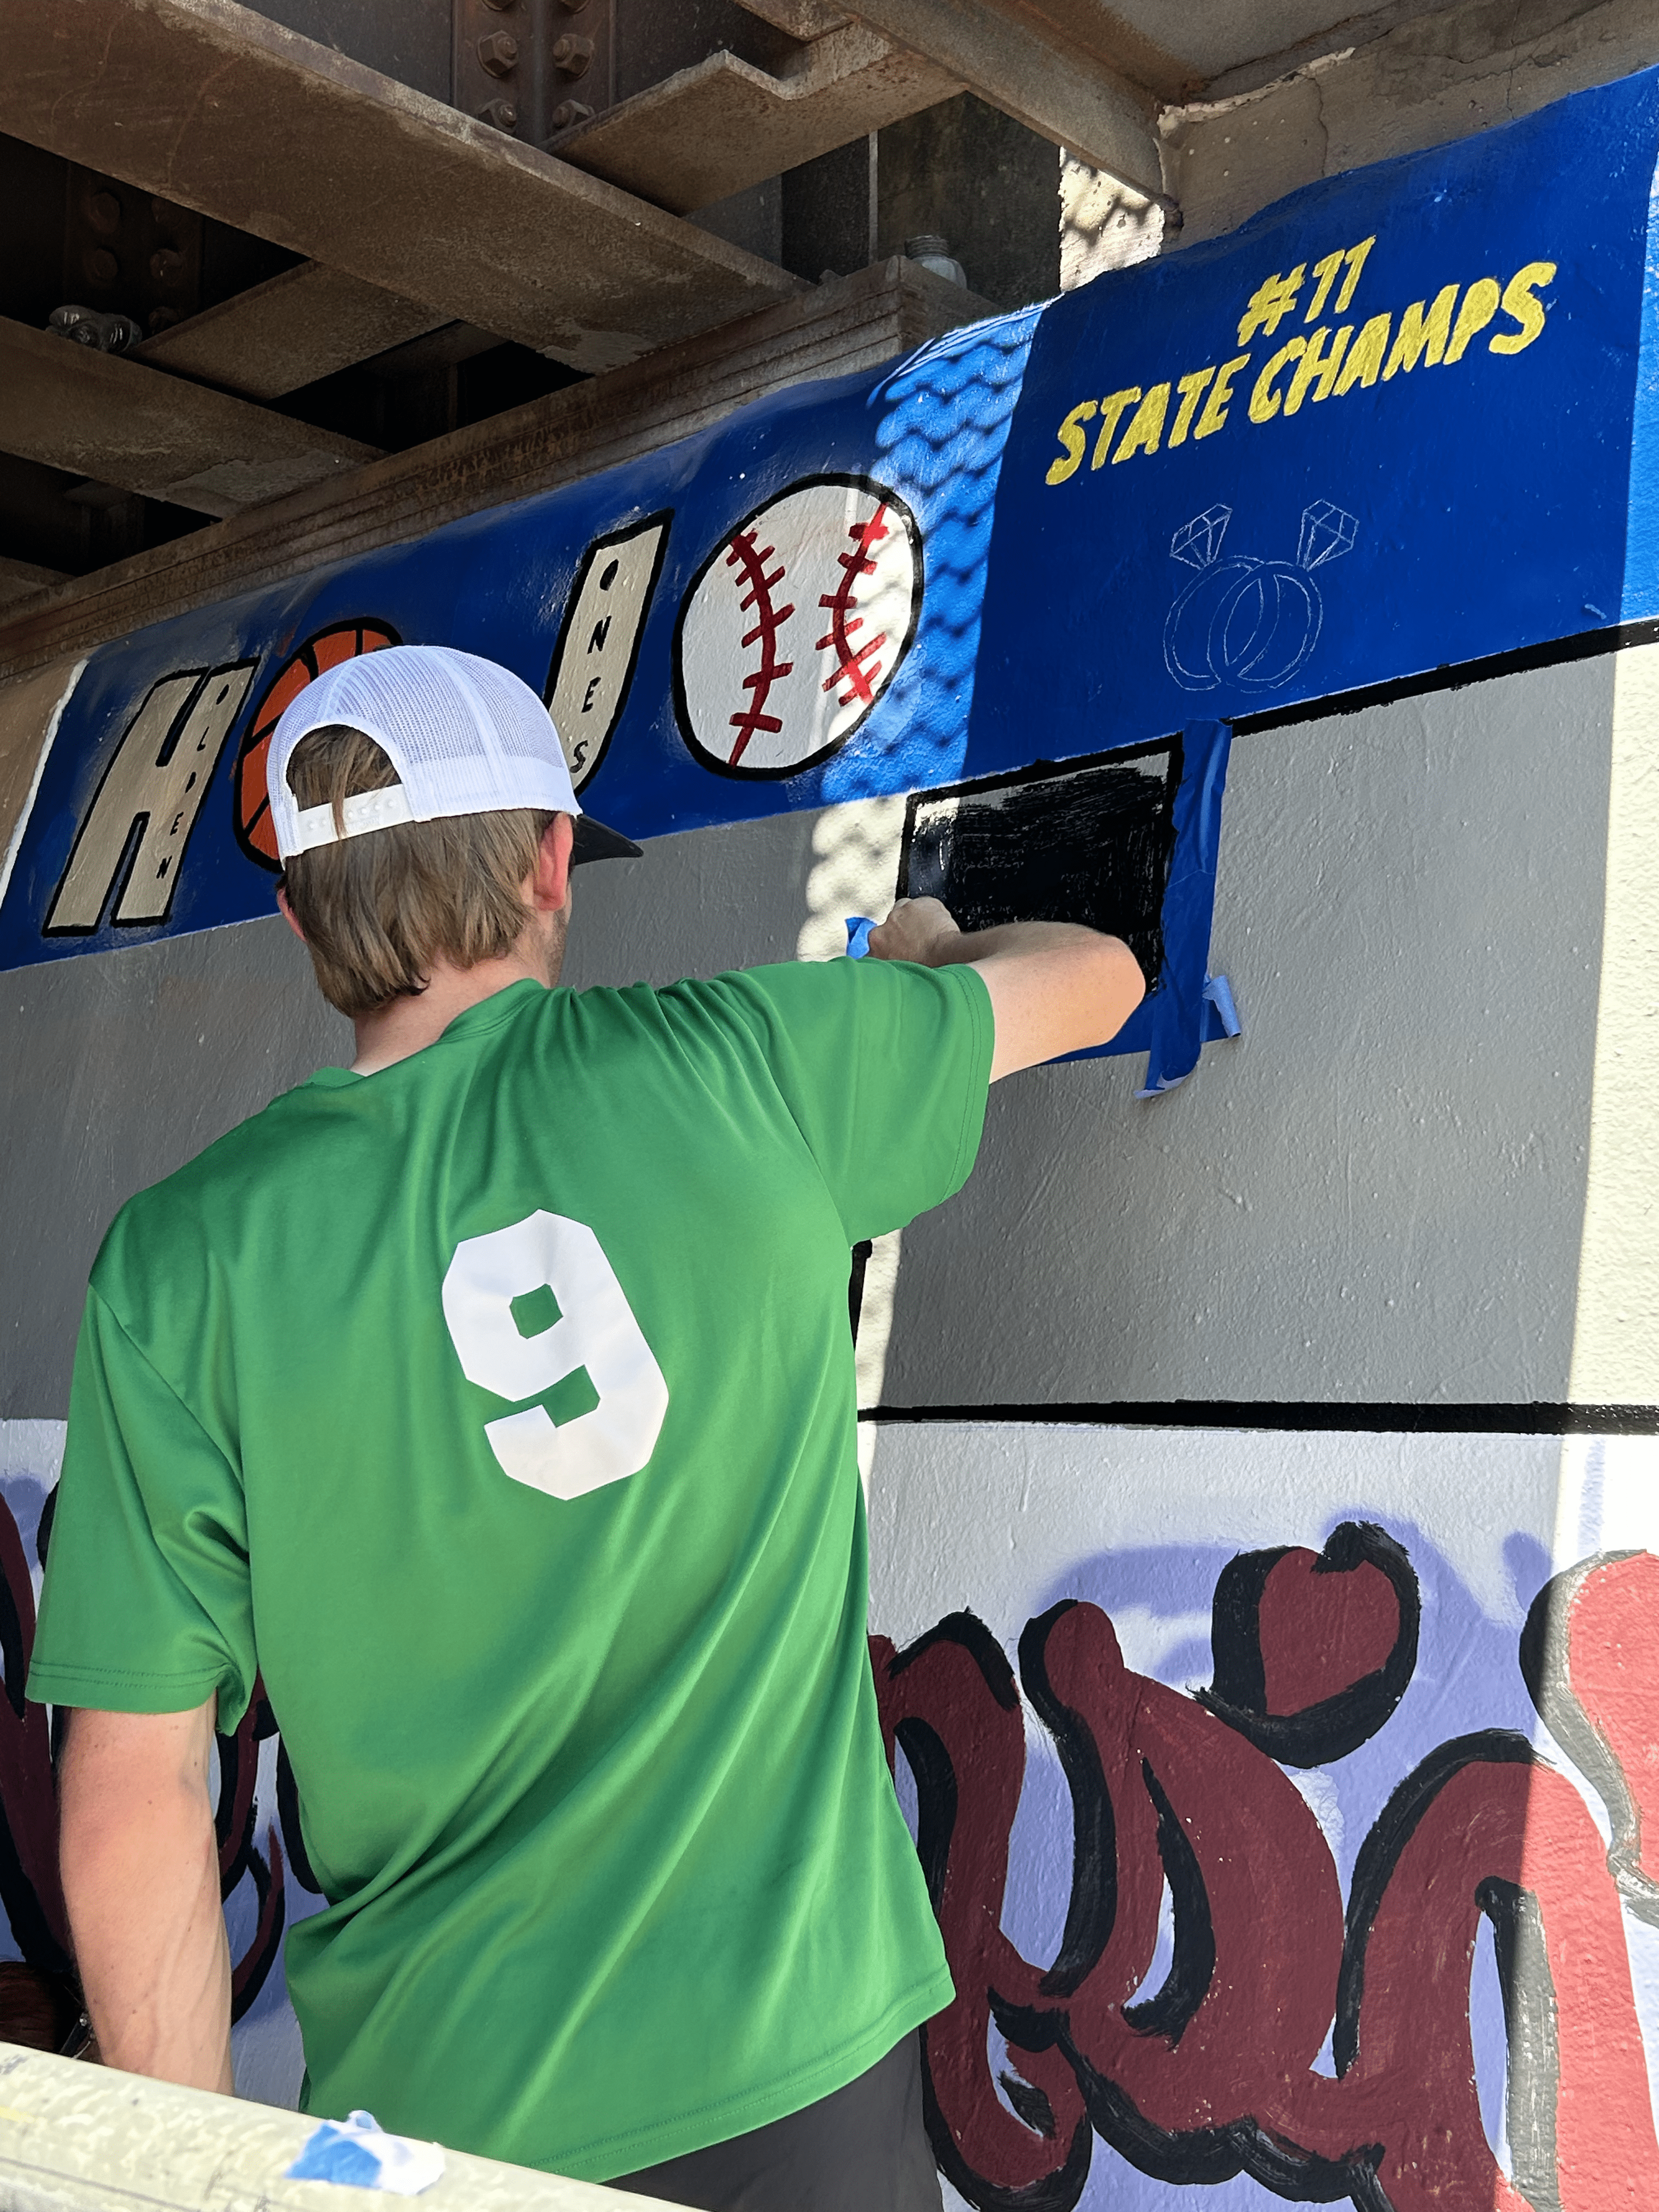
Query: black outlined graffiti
[
  {"left": 873, "top": 1537, "right": 1659, "bottom": 2212},
  {"left": 1198, "top": 1521, "right": 1421, "bottom": 1765}
]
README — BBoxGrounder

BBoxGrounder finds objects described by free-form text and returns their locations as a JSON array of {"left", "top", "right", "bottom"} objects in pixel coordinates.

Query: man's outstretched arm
[
  {"left": 867, "top": 898, "right": 1144, "bottom": 1080},
  {"left": 60, "top": 1700, "right": 233, "bottom": 2090}
]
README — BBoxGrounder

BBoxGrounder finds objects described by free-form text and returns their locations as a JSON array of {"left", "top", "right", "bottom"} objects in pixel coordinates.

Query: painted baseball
[{"left": 674, "top": 475, "right": 922, "bottom": 778}]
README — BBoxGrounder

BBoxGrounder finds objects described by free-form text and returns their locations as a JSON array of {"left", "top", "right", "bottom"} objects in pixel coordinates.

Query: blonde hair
[{"left": 279, "top": 724, "right": 557, "bottom": 1018}]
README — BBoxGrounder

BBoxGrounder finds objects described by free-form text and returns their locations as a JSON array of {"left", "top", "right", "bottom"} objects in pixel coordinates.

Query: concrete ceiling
[
  {"left": 1044, "top": 0, "right": 1407, "bottom": 91},
  {"left": 1103, "top": 0, "right": 1387, "bottom": 81},
  {"left": 1119, "top": 2, "right": 1362, "bottom": 78}
]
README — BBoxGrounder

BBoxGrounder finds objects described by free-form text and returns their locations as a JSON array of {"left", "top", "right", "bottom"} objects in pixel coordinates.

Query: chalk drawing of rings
[{"left": 1163, "top": 501, "right": 1357, "bottom": 693}]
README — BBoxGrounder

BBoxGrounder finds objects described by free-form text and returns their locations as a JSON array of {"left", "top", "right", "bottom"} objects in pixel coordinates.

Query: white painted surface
[
  {"left": 865, "top": 1419, "right": 1570, "bottom": 1637},
  {"left": 0, "top": 916, "right": 351, "bottom": 1420},
  {"left": 10, "top": 650, "right": 1640, "bottom": 1421}
]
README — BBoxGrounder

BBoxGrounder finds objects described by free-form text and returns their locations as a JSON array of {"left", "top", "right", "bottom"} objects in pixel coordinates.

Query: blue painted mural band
[
  {"left": 844, "top": 916, "right": 876, "bottom": 959},
  {"left": 5, "top": 67, "right": 1658, "bottom": 998}
]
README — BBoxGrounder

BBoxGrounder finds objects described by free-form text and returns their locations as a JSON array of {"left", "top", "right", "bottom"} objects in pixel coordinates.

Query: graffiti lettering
[
  {"left": 545, "top": 513, "right": 670, "bottom": 795},
  {"left": 874, "top": 1530, "right": 1659, "bottom": 2212},
  {"left": 46, "top": 662, "right": 256, "bottom": 932}
]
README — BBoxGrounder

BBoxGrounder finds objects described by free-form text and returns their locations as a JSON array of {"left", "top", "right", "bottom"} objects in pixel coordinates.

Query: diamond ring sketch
[{"left": 1163, "top": 501, "right": 1358, "bottom": 693}]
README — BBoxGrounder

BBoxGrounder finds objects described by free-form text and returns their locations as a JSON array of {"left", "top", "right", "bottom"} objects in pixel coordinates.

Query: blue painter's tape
[
  {"left": 1203, "top": 973, "right": 1242, "bottom": 1040},
  {"left": 1131, "top": 723, "right": 1234, "bottom": 1097},
  {"left": 844, "top": 916, "right": 876, "bottom": 959},
  {"left": 283, "top": 2110, "right": 445, "bottom": 2194},
  {"left": 1046, "top": 721, "right": 1232, "bottom": 1076},
  {"left": 286, "top": 2125, "right": 383, "bottom": 2186}
]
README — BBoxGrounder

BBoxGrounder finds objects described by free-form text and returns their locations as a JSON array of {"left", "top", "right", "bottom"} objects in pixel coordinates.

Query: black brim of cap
[{"left": 571, "top": 814, "right": 643, "bottom": 865}]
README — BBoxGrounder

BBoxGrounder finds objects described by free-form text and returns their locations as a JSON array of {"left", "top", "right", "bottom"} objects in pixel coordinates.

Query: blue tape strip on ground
[{"left": 286, "top": 2125, "right": 383, "bottom": 2186}]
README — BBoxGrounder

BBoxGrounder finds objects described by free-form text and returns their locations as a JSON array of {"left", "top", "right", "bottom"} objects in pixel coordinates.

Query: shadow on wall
[
  {"left": 822, "top": 301, "right": 1042, "bottom": 809},
  {"left": 874, "top": 1523, "right": 1659, "bottom": 2212}
]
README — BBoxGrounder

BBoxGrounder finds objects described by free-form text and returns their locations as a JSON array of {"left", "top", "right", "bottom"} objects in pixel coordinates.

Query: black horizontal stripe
[
  {"left": 860, "top": 1401, "right": 1659, "bottom": 1435},
  {"left": 1232, "top": 615, "right": 1659, "bottom": 735}
]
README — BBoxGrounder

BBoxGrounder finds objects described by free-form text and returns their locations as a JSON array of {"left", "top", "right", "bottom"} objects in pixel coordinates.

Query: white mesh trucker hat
[{"left": 265, "top": 644, "right": 640, "bottom": 866}]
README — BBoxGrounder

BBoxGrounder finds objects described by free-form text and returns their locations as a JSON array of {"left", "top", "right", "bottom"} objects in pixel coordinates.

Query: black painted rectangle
[{"left": 897, "top": 740, "right": 1180, "bottom": 991}]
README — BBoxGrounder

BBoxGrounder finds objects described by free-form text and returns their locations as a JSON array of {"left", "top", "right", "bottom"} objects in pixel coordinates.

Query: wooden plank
[
  {"left": 0, "top": 318, "right": 380, "bottom": 518},
  {"left": 134, "top": 262, "right": 447, "bottom": 400},
  {"left": 3, "top": 0, "right": 802, "bottom": 376},
  {"left": 556, "top": 25, "right": 958, "bottom": 215},
  {"left": 0, "top": 555, "right": 69, "bottom": 614},
  {"left": 0, "top": 261, "right": 994, "bottom": 683}
]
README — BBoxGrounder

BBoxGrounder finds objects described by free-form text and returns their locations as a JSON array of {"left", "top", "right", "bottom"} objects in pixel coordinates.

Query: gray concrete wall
[
  {"left": 568, "top": 654, "right": 1630, "bottom": 1412},
  {"left": 1157, "top": 0, "right": 1659, "bottom": 247},
  {"left": 0, "top": 809, "right": 825, "bottom": 1420},
  {"left": 0, "top": 651, "right": 1628, "bottom": 1419},
  {"left": 887, "top": 656, "right": 1615, "bottom": 1407},
  {"left": 0, "top": 919, "right": 350, "bottom": 1418}
]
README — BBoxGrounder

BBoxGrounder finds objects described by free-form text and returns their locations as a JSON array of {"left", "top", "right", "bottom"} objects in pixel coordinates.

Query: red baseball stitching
[
  {"left": 723, "top": 529, "right": 795, "bottom": 765},
  {"left": 817, "top": 503, "right": 891, "bottom": 707}
]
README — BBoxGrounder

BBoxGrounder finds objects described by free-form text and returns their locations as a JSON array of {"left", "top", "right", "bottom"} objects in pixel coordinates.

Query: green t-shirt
[{"left": 29, "top": 957, "right": 992, "bottom": 2180}]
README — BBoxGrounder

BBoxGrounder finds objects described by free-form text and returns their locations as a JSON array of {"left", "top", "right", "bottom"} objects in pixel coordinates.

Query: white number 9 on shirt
[{"left": 441, "top": 1210, "right": 669, "bottom": 1502}]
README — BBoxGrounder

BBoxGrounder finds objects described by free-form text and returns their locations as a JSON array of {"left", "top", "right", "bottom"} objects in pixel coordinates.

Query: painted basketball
[
  {"left": 674, "top": 476, "right": 922, "bottom": 778},
  {"left": 234, "top": 620, "right": 400, "bottom": 869}
]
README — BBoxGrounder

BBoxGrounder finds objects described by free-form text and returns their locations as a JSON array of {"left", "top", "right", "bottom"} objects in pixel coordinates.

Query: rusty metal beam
[
  {"left": 0, "top": 260, "right": 991, "bottom": 684},
  {"left": 4, "top": 0, "right": 804, "bottom": 377},
  {"left": 0, "top": 319, "right": 380, "bottom": 518},
  {"left": 555, "top": 24, "right": 959, "bottom": 215},
  {"left": 787, "top": 0, "right": 1167, "bottom": 195},
  {"left": 134, "top": 262, "right": 448, "bottom": 402}
]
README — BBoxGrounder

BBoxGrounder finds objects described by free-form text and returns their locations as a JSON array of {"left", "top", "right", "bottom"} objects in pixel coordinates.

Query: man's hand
[
  {"left": 868, "top": 898, "right": 1144, "bottom": 1080},
  {"left": 864, "top": 897, "right": 964, "bottom": 969},
  {"left": 60, "top": 1701, "right": 234, "bottom": 2091}
]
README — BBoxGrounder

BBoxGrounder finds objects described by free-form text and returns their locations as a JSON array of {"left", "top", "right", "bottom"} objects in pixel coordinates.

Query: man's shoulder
[
  {"left": 574, "top": 963, "right": 828, "bottom": 1042},
  {"left": 91, "top": 1079, "right": 327, "bottom": 1296},
  {"left": 656, "top": 954, "right": 979, "bottom": 1032},
  {"left": 652, "top": 958, "right": 873, "bottom": 1019}
]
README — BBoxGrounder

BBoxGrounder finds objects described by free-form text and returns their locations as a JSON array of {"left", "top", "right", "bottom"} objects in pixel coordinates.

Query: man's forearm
[
  {"left": 61, "top": 1704, "right": 233, "bottom": 2091},
  {"left": 915, "top": 918, "right": 1107, "bottom": 968},
  {"left": 866, "top": 899, "right": 1144, "bottom": 1076}
]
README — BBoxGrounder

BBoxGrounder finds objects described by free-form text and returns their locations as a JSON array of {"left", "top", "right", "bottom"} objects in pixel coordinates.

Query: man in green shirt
[{"left": 30, "top": 646, "right": 1143, "bottom": 2209}]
